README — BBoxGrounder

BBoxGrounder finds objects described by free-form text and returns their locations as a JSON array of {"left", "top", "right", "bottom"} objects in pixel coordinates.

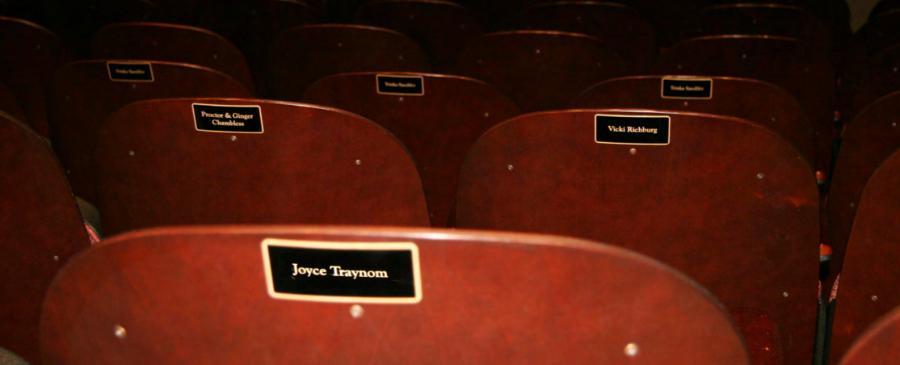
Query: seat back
[
  {"left": 267, "top": 24, "right": 430, "bottom": 100},
  {"left": 849, "top": 43, "right": 900, "bottom": 118},
  {"left": 356, "top": 0, "right": 484, "bottom": 71},
  {"left": 0, "top": 16, "right": 64, "bottom": 136},
  {"left": 841, "top": 10, "right": 900, "bottom": 104},
  {"left": 455, "top": 109, "right": 818, "bottom": 365},
  {"left": 41, "top": 226, "right": 750, "bottom": 364},
  {"left": 305, "top": 72, "right": 520, "bottom": 226},
  {"left": 96, "top": 98, "right": 429, "bottom": 234},
  {"left": 657, "top": 35, "right": 834, "bottom": 176},
  {"left": 830, "top": 149, "right": 900, "bottom": 360},
  {"left": 456, "top": 30, "right": 626, "bottom": 112},
  {"left": 49, "top": 60, "right": 251, "bottom": 204},
  {"left": 694, "top": 4, "right": 830, "bottom": 51},
  {"left": 506, "top": 1, "right": 656, "bottom": 70},
  {"left": 91, "top": 22, "right": 254, "bottom": 90},
  {"left": 574, "top": 75, "right": 816, "bottom": 166},
  {"left": 827, "top": 91, "right": 900, "bottom": 276},
  {"left": 0, "top": 112, "right": 88, "bottom": 363}
]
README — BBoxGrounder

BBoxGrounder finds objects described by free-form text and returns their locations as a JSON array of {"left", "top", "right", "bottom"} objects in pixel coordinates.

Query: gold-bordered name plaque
[
  {"left": 375, "top": 74, "right": 425, "bottom": 96},
  {"left": 261, "top": 238, "right": 422, "bottom": 304},
  {"left": 107, "top": 61, "right": 155, "bottom": 82},
  {"left": 192, "top": 103, "right": 264, "bottom": 134},
  {"left": 594, "top": 114, "right": 671, "bottom": 146},
  {"left": 660, "top": 77, "right": 714, "bottom": 100}
]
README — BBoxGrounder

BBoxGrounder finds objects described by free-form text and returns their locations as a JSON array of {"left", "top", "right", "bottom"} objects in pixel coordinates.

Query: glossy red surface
[
  {"left": 0, "top": 113, "right": 89, "bottom": 362},
  {"left": 96, "top": 98, "right": 430, "bottom": 234},
  {"left": 41, "top": 225, "right": 749, "bottom": 364},
  {"left": 830, "top": 149, "right": 900, "bottom": 361},
  {"left": 305, "top": 72, "right": 520, "bottom": 226},
  {"left": 456, "top": 109, "right": 818, "bottom": 365}
]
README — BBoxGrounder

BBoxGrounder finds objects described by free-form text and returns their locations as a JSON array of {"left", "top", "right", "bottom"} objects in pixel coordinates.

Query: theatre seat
[
  {"left": 693, "top": 3, "right": 830, "bottom": 51},
  {"left": 573, "top": 75, "right": 816, "bottom": 166},
  {"left": 40, "top": 225, "right": 750, "bottom": 364},
  {"left": 0, "top": 111, "right": 89, "bottom": 363},
  {"left": 838, "top": 306, "right": 900, "bottom": 365},
  {"left": 455, "top": 109, "right": 818, "bottom": 365},
  {"left": 456, "top": 30, "right": 625, "bottom": 112},
  {"left": 505, "top": 1, "right": 656, "bottom": 70},
  {"left": 827, "top": 91, "right": 900, "bottom": 280},
  {"left": 830, "top": 149, "right": 900, "bottom": 361},
  {"left": 356, "top": 0, "right": 484, "bottom": 71},
  {"left": 657, "top": 34, "right": 835, "bottom": 179},
  {"left": 49, "top": 60, "right": 251, "bottom": 204},
  {"left": 267, "top": 24, "right": 430, "bottom": 100},
  {"left": 840, "top": 10, "right": 900, "bottom": 110},
  {"left": 91, "top": 22, "right": 255, "bottom": 90},
  {"left": 848, "top": 44, "right": 900, "bottom": 119},
  {"left": 0, "top": 16, "right": 64, "bottom": 137},
  {"left": 95, "top": 98, "right": 429, "bottom": 234},
  {"left": 304, "top": 72, "right": 519, "bottom": 226}
]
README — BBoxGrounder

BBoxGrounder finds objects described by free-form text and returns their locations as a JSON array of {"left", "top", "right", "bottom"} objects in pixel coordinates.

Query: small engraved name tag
[
  {"left": 107, "top": 62, "right": 154, "bottom": 82},
  {"left": 192, "top": 103, "right": 264, "bottom": 134},
  {"left": 661, "top": 77, "right": 713, "bottom": 99},
  {"left": 262, "top": 238, "right": 422, "bottom": 303},
  {"left": 594, "top": 114, "right": 670, "bottom": 145},
  {"left": 376, "top": 74, "right": 425, "bottom": 95}
]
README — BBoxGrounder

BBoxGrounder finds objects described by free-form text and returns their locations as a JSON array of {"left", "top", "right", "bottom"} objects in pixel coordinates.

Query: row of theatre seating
[{"left": 2, "top": 0, "right": 900, "bottom": 364}]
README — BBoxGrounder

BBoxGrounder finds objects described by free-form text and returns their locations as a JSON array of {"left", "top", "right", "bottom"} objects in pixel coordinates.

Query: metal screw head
[
  {"left": 624, "top": 343, "right": 639, "bottom": 357},
  {"left": 682, "top": 101, "right": 689, "bottom": 107},
  {"left": 872, "top": 295, "right": 879, "bottom": 302},
  {"left": 849, "top": 202, "right": 855, "bottom": 208},
  {"left": 741, "top": 53, "right": 748, "bottom": 59},
  {"left": 336, "top": 42, "right": 343, "bottom": 47},
  {"left": 52, "top": 255, "right": 59, "bottom": 261},
  {"left": 398, "top": 96, "right": 404, "bottom": 103},
  {"left": 350, "top": 304, "right": 364, "bottom": 318},
  {"left": 483, "top": 112, "right": 490, "bottom": 118},
  {"left": 354, "top": 159, "right": 362, "bottom": 166},
  {"left": 756, "top": 172, "right": 765, "bottom": 180},
  {"left": 676, "top": 64, "right": 683, "bottom": 70},
  {"left": 782, "top": 291, "right": 789, "bottom": 298},
  {"left": 114, "top": 325, "right": 127, "bottom": 339},
  {"left": 507, "top": 164, "right": 514, "bottom": 171},
  {"left": 130, "top": 84, "right": 137, "bottom": 89},
  {"left": 212, "top": 53, "right": 219, "bottom": 60},
  {"left": 534, "top": 48, "right": 541, "bottom": 55},
  {"left": 894, "top": 67, "right": 898, "bottom": 73},
  {"left": 128, "top": 150, "right": 135, "bottom": 156},
  {"left": 230, "top": 135, "right": 237, "bottom": 142},
  {"left": 892, "top": 122, "right": 897, "bottom": 127},
  {"left": 629, "top": 148, "right": 637, "bottom": 155},
  {"left": 476, "top": 59, "right": 483, "bottom": 64},
  {"left": 397, "top": 55, "right": 405, "bottom": 61}
]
